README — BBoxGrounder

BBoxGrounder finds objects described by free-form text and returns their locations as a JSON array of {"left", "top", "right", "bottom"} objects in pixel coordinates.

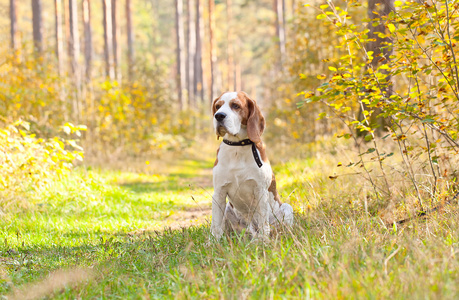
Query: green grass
[{"left": 1, "top": 154, "right": 459, "bottom": 299}]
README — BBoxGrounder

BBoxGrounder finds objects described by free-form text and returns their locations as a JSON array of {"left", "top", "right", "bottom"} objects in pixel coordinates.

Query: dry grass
[{"left": 1, "top": 137, "right": 459, "bottom": 298}]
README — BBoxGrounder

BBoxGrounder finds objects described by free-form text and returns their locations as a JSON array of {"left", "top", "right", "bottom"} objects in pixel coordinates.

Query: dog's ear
[{"left": 246, "top": 94, "right": 265, "bottom": 144}]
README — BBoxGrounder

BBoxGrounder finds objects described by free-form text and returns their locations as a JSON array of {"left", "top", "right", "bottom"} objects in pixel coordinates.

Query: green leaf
[{"left": 421, "top": 118, "right": 435, "bottom": 123}]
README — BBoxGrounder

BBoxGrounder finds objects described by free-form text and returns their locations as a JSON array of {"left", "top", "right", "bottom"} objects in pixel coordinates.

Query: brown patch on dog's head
[
  {"left": 237, "top": 91, "right": 265, "bottom": 143},
  {"left": 211, "top": 92, "right": 227, "bottom": 116}
]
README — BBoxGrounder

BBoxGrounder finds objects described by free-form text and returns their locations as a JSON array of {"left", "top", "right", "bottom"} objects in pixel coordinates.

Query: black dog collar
[
  {"left": 222, "top": 139, "right": 263, "bottom": 168},
  {"left": 222, "top": 139, "right": 253, "bottom": 146}
]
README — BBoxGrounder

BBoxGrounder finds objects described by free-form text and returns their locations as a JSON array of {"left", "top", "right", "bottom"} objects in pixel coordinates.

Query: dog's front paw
[
  {"left": 211, "top": 225, "right": 224, "bottom": 240},
  {"left": 250, "top": 234, "right": 270, "bottom": 244}
]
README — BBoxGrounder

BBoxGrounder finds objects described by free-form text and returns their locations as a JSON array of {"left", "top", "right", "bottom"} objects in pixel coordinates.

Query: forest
[{"left": 1, "top": 0, "right": 459, "bottom": 298}]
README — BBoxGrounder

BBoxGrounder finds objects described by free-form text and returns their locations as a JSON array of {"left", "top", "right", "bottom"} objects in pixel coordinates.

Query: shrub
[
  {"left": 298, "top": 0, "right": 459, "bottom": 216},
  {"left": 0, "top": 120, "right": 85, "bottom": 211}
]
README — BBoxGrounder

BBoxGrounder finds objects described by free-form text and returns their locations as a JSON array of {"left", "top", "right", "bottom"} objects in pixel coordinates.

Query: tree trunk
[
  {"left": 31, "top": 0, "right": 43, "bottom": 54},
  {"left": 175, "top": 0, "right": 186, "bottom": 110},
  {"left": 274, "top": 0, "right": 285, "bottom": 71},
  {"left": 10, "top": 0, "right": 18, "bottom": 51},
  {"left": 226, "top": 0, "right": 234, "bottom": 91},
  {"left": 185, "top": 0, "right": 195, "bottom": 107},
  {"left": 234, "top": 38, "right": 242, "bottom": 91},
  {"left": 69, "top": 0, "right": 80, "bottom": 75},
  {"left": 126, "top": 0, "right": 134, "bottom": 81},
  {"left": 82, "top": 0, "right": 92, "bottom": 80},
  {"left": 54, "top": 0, "right": 64, "bottom": 75},
  {"left": 194, "top": 0, "right": 204, "bottom": 102},
  {"left": 208, "top": 0, "right": 216, "bottom": 102},
  {"left": 111, "top": 0, "right": 121, "bottom": 83},
  {"left": 69, "top": 0, "right": 81, "bottom": 121},
  {"left": 102, "top": 0, "right": 114, "bottom": 80},
  {"left": 358, "top": 0, "right": 394, "bottom": 136}
]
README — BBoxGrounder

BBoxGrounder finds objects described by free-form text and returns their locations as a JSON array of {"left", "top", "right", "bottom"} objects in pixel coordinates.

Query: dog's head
[{"left": 212, "top": 91, "right": 265, "bottom": 143}]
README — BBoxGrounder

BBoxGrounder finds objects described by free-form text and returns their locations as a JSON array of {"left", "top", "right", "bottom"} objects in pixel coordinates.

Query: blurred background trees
[
  {"left": 0, "top": 0, "right": 294, "bottom": 159},
  {"left": 2, "top": 0, "right": 459, "bottom": 214}
]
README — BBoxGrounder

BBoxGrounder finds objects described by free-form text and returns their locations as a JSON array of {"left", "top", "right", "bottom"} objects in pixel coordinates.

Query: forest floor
[{"left": 1, "top": 148, "right": 459, "bottom": 299}]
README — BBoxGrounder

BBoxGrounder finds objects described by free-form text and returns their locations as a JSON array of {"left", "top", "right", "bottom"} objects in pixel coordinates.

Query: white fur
[
  {"left": 213, "top": 92, "right": 241, "bottom": 137},
  {"left": 211, "top": 92, "right": 293, "bottom": 241}
]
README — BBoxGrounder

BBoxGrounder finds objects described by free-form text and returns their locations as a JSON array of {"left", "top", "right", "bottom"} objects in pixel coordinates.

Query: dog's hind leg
[
  {"left": 224, "top": 203, "right": 246, "bottom": 233},
  {"left": 279, "top": 203, "right": 294, "bottom": 226}
]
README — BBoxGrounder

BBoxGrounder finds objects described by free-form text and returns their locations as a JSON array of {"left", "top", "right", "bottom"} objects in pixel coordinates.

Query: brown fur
[
  {"left": 212, "top": 91, "right": 268, "bottom": 163},
  {"left": 214, "top": 146, "right": 220, "bottom": 167},
  {"left": 211, "top": 92, "right": 227, "bottom": 116},
  {"left": 255, "top": 142, "right": 268, "bottom": 163},
  {"left": 268, "top": 172, "right": 282, "bottom": 204},
  {"left": 239, "top": 92, "right": 265, "bottom": 144}
]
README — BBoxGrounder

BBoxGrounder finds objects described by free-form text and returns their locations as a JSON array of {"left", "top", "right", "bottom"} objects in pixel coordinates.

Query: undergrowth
[
  {"left": 0, "top": 120, "right": 84, "bottom": 212},
  {"left": 1, "top": 143, "right": 459, "bottom": 299}
]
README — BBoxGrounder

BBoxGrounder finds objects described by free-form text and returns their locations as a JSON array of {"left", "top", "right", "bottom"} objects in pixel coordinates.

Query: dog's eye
[
  {"left": 216, "top": 104, "right": 221, "bottom": 110},
  {"left": 231, "top": 103, "right": 240, "bottom": 110}
]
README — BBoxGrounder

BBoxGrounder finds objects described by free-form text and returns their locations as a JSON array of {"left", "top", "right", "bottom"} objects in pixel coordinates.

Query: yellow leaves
[
  {"left": 1, "top": 120, "right": 85, "bottom": 203},
  {"left": 387, "top": 23, "right": 396, "bottom": 33},
  {"left": 395, "top": 134, "right": 407, "bottom": 141},
  {"left": 317, "top": 74, "right": 327, "bottom": 80},
  {"left": 394, "top": 0, "right": 403, "bottom": 7},
  {"left": 317, "top": 14, "right": 327, "bottom": 20}
]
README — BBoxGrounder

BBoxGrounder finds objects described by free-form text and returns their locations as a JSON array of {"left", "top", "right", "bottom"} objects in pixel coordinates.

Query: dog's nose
[{"left": 215, "top": 112, "right": 226, "bottom": 122}]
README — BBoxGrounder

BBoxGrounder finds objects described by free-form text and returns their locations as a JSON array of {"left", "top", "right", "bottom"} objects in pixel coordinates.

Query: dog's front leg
[
  {"left": 211, "top": 189, "right": 227, "bottom": 240},
  {"left": 251, "top": 191, "right": 270, "bottom": 242}
]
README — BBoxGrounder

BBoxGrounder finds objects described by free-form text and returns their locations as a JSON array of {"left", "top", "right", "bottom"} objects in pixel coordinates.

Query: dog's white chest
[{"left": 213, "top": 144, "right": 271, "bottom": 215}]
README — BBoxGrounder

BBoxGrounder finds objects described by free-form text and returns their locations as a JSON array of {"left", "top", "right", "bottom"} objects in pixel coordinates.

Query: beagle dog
[{"left": 211, "top": 91, "right": 294, "bottom": 240}]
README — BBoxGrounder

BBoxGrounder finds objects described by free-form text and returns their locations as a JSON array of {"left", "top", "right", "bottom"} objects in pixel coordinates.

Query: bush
[
  {"left": 298, "top": 0, "right": 459, "bottom": 213},
  {"left": 0, "top": 120, "right": 84, "bottom": 211}
]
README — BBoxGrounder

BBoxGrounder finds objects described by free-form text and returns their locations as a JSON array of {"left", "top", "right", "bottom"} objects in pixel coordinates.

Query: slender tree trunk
[
  {"left": 64, "top": 0, "right": 70, "bottom": 58},
  {"left": 226, "top": 0, "right": 234, "bottom": 91},
  {"left": 126, "top": 0, "right": 134, "bottom": 81},
  {"left": 274, "top": 0, "right": 286, "bottom": 71},
  {"left": 185, "top": 0, "right": 195, "bottom": 107},
  {"left": 32, "top": 0, "right": 43, "bottom": 54},
  {"left": 10, "top": 0, "right": 18, "bottom": 52},
  {"left": 69, "top": 0, "right": 81, "bottom": 121},
  {"left": 358, "top": 0, "right": 394, "bottom": 136},
  {"left": 234, "top": 37, "right": 242, "bottom": 91},
  {"left": 69, "top": 0, "right": 80, "bottom": 75},
  {"left": 103, "top": 0, "right": 114, "bottom": 80},
  {"left": 175, "top": 0, "right": 186, "bottom": 110},
  {"left": 111, "top": 0, "right": 121, "bottom": 83},
  {"left": 54, "top": 0, "right": 64, "bottom": 75},
  {"left": 83, "top": 0, "right": 92, "bottom": 80},
  {"left": 208, "top": 0, "right": 216, "bottom": 102},
  {"left": 194, "top": 0, "right": 204, "bottom": 102}
]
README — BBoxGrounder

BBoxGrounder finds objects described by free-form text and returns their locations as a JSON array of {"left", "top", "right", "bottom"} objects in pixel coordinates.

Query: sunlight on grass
[{"left": 1, "top": 153, "right": 459, "bottom": 298}]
